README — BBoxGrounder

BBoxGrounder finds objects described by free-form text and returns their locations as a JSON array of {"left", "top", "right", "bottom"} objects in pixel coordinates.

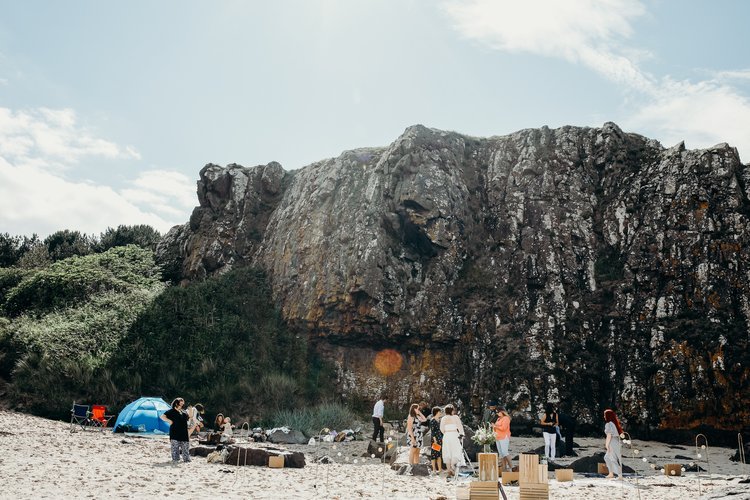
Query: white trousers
[{"left": 543, "top": 432, "right": 556, "bottom": 459}]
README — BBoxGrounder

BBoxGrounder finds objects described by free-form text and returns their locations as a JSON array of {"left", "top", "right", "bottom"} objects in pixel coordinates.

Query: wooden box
[
  {"left": 519, "top": 454, "right": 547, "bottom": 484},
  {"left": 664, "top": 463, "right": 682, "bottom": 476},
  {"left": 268, "top": 455, "right": 284, "bottom": 468},
  {"left": 501, "top": 471, "right": 520, "bottom": 484},
  {"left": 555, "top": 468, "right": 573, "bottom": 482},
  {"left": 519, "top": 482, "right": 549, "bottom": 500},
  {"left": 469, "top": 480, "right": 498, "bottom": 500},
  {"left": 597, "top": 463, "right": 609, "bottom": 475},
  {"left": 478, "top": 453, "right": 499, "bottom": 481}
]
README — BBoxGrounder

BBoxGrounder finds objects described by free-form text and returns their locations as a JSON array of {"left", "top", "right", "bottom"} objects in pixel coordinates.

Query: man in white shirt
[{"left": 372, "top": 397, "right": 387, "bottom": 442}]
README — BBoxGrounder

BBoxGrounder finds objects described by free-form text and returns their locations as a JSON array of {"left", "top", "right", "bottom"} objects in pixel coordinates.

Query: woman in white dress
[{"left": 439, "top": 404, "right": 466, "bottom": 476}]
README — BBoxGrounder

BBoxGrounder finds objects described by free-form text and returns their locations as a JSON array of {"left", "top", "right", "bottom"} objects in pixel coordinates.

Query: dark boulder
[
  {"left": 225, "top": 446, "right": 306, "bottom": 468},
  {"left": 569, "top": 452, "right": 634, "bottom": 474},
  {"left": 367, "top": 439, "right": 388, "bottom": 458},
  {"left": 411, "top": 464, "right": 430, "bottom": 476},
  {"left": 730, "top": 443, "right": 750, "bottom": 462},
  {"left": 189, "top": 446, "right": 216, "bottom": 457},
  {"left": 267, "top": 429, "right": 308, "bottom": 445}
]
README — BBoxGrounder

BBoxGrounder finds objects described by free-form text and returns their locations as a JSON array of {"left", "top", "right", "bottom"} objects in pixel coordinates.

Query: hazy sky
[{"left": 2, "top": 0, "right": 749, "bottom": 236}]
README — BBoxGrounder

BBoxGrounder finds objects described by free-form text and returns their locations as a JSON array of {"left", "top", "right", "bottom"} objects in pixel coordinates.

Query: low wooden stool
[{"left": 664, "top": 464, "right": 682, "bottom": 476}]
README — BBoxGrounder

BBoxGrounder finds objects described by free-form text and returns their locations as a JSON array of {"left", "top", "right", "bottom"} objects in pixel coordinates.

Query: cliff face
[{"left": 157, "top": 123, "right": 750, "bottom": 433}]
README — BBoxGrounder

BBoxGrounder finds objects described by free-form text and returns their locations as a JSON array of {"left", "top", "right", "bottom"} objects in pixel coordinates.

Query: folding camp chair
[
  {"left": 70, "top": 402, "right": 91, "bottom": 432},
  {"left": 89, "top": 405, "right": 114, "bottom": 431}
]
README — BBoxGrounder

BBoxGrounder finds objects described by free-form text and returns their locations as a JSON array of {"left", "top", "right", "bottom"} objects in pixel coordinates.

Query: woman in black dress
[{"left": 429, "top": 406, "right": 443, "bottom": 473}]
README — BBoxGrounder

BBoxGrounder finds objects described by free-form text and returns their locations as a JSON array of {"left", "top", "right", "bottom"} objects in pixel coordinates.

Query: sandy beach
[{"left": 0, "top": 410, "right": 748, "bottom": 499}]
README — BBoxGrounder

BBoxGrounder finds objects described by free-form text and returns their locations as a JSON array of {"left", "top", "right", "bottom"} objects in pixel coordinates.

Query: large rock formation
[{"left": 157, "top": 123, "right": 750, "bottom": 436}]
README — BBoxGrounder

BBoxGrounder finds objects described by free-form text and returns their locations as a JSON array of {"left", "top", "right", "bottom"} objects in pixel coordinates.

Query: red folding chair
[{"left": 90, "top": 405, "right": 114, "bottom": 431}]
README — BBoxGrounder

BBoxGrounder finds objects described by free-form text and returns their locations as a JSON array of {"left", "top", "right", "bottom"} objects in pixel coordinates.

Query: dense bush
[
  {"left": 108, "top": 266, "right": 332, "bottom": 422},
  {"left": 3, "top": 245, "right": 162, "bottom": 316},
  {"left": 0, "top": 246, "right": 164, "bottom": 417}
]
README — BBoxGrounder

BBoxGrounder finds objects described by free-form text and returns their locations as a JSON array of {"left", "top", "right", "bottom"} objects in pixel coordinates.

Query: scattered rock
[
  {"left": 411, "top": 464, "right": 430, "bottom": 476},
  {"left": 225, "top": 446, "right": 306, "bottom": 468},
  {"left": 267, "top": 429, "right": 308, "bottom": 445},
  {"left": 189, "top": 446, "right": 216, "bottom": 457},
  {"left": 367, "top": 439, "right": 388, "bottom": 458},
  {"left": 568, "top": 452, "right": 634, "bottom": 474},
  {"left": 730, "top": 444, "right": 750, "bottom": 462}
]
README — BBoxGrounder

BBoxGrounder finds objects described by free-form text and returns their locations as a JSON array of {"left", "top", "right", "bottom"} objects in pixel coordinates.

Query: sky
[{"left": 1, "top": 0, "right": 750, "bottom": 237}]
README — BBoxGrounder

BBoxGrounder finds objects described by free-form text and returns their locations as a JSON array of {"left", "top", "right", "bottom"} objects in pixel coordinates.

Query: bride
[{"left": 439, "top": 404, "right": 466, "bottom": 476}]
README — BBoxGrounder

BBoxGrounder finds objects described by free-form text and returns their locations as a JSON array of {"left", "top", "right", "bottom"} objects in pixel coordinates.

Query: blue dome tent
[{"left": 114, "top": 397, "right": 172, "bottom": 433}]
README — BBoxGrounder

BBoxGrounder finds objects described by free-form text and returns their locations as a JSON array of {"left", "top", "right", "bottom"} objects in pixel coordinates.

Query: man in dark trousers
[
  {"left": 372, "top": 396, "right": 387, "bottom": 442},
  {"left": 558, "top": 411, "right": 577, "bottom": 456}
]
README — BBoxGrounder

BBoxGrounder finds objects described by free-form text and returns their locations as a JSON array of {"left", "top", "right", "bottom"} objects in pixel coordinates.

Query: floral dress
[
  {"left": 430, "top": 418, "right": 443, "bottom": 460},
  {"left": 409, "top": 417, "right": 424, "bottom": 448}
]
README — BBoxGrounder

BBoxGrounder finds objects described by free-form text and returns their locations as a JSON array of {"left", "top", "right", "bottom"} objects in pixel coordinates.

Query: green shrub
[
  {"left": 0, "top": 268, "right": 30, "bottom": 305},
  {"left": 6, "top": 287, "right": 164, "bottom": 417},
  {"left": 3, "top": 245, "right": 161, "bottom": 316},
  {"left": 269, "top": 402, "right": 358, "bottom": 437},
  {"left": 1, "top": 246, "right": 164, "bottom": 416}
]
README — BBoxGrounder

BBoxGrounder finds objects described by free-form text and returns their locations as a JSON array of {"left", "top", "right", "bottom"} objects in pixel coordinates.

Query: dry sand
[{"left": 0, "top": 410, "right": 748, "bottom": 499}]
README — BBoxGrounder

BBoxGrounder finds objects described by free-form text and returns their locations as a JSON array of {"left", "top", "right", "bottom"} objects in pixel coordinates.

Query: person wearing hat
[{"left": 493, "top": 405, "right": 512, "bottom": 471}]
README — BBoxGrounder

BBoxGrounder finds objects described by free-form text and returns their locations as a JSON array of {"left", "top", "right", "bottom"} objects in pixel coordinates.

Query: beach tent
[{"left": 114, "top": 397, "right": 171, "bottom": 433}]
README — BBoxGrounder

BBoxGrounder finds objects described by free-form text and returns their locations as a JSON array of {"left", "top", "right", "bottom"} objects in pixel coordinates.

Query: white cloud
[
  {"left": 442, "top": 0, "right": 652, "bottom": 90},
  {"left": 625, "top": 79, "right": 750, "bottom": 156},
  {"left": 0, "top": 157, "right": 176, "bottom": 236},
  {"left": 715, "top": 69, "right": 750, "bottom": 82},
  {"left": 442, "top": 0, "right": 750, "bottom": 162},
  {"left": 0, "top": 107, "right": 140, "bottom": 169},
  {"left": 121, "top": 170, "right": 196, "bottom": 219},
  {"left": 0, "top": 107, "right": 195, "bottom": 237}
]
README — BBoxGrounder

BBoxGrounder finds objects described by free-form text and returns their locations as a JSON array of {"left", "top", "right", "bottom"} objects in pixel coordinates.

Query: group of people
[
  {"left": 375, "top": 396, "right": 626, "bottom": 480},
  {"left": 159, "top": 398, "right": 239, "bottom": 463},
  {"left": 372, "top": 398, "right": 468, "bottom": 477}
]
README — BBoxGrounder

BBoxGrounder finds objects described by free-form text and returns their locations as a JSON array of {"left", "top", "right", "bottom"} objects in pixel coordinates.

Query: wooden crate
[
  {"left": 501, "top": 471, "right": 520, "bottom": 485},
  {"left": 469, "top": 480, "right": 498, "bottom": 500},
  {"left": 664, "top": 464, "right": 682, "bottom": 476},
  {"left": 519, "top": 454, "right": 538, "bottom": 484},
  {"left": 555, "top": 469, "right": 573, "bottom": 482},
  {"left": 597, "top": 463, "right": 609, "bottom": 475},
  {"left": 268, "top": 455, "right": 284, "bottom": 468},
  {"left": 519, "top": 482, "right": 549, "bottom": 500},
  {"left": 478, "top": 453, "right": 499, "bottom": 481},
  {"left": 519, "top": 454, "right": 547, "bottom": 484}
]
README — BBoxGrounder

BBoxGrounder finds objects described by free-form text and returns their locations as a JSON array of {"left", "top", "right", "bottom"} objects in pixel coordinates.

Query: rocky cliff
[{"left": 157, "top": 123, "right": 750, "bottom": 435}]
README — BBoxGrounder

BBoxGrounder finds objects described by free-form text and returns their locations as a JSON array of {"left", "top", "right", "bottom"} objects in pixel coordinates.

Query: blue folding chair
[{"left": 70, "top": 402, "right": 91, "bottom": 432}]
